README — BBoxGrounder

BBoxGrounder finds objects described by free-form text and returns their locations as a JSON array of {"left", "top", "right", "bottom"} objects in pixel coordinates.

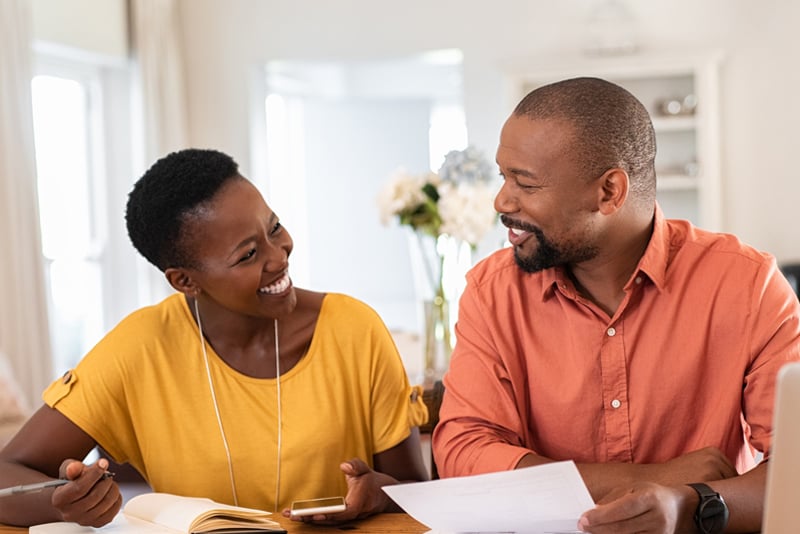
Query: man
[{"left": 432, "top": 77, "right": 800, "bottom": 533}]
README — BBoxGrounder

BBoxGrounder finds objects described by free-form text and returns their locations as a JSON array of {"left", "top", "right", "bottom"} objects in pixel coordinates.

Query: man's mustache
[{"left": 500, "top": 214, "right": 539, "bottom": 234}]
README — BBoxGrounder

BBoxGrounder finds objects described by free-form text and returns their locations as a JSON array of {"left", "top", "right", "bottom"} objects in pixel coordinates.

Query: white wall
[
  {"left": 175, "top": 0, "right": 800, "bottom": 267},
  {"left": 31, "top": 0, "right": 127, "bottom": 61},
  {"left": 301, "top": 96, "right": 431, "bottom": 331}
]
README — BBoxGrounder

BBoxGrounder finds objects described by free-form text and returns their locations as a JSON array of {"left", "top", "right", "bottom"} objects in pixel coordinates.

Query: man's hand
[
  {"left": 51, "top": 458, "right": 122, "bottom": 527},
  {"left": 282, "top": 458, "right": 396, "bottom": 524},
  {"left": 525, "top": 446, "right": 739, "bottom": 503},
  {"left": 577, "top": 482, "right": 696, "bottom": 534},
  {"left": 646, "top": 447, "right": 737, "bottom": 486}
]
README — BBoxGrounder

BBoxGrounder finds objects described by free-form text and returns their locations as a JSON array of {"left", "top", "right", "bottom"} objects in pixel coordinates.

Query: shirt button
[
  {"left": 611, "top": 399, "right": 621, "bottom": 409},
  {"left": 635, "top": 276, "right": 642, "bottom": 284},
  {"left": 607, "top": 327, "right": 616, "bottom": 337}
]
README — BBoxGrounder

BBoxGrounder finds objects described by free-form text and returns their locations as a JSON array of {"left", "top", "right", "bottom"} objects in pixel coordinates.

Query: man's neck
[{"left": 568, "top": 220, "right": 654, "bottom": 318}]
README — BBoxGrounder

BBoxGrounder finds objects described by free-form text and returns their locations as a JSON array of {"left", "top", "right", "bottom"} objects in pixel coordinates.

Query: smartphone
[{"left": 290, "top": 496, "right": 346, "bottom": 517}]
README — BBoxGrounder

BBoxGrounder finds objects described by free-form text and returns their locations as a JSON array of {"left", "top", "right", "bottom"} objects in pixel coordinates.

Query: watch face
[{"left": 699, "top": 497, "right": 728, "bottom": 533}]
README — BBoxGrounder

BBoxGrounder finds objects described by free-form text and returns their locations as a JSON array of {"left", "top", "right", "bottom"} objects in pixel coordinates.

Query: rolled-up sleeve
[{"left": 742, "top": 260, "right": 800, "bottom": 461}]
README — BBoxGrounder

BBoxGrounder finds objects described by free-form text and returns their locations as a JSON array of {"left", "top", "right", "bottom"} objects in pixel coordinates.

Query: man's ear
[
  {"left": 596, "top": 167, "right": 629, "bottom": 215},
  {"left": 165, "top": 267, "right": 200, "bottom": 296}
]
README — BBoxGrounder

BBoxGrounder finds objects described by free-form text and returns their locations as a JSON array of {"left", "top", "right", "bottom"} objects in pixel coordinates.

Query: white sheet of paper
[{"left": 382, "top": 460, "right": 594, "bottom": 534}]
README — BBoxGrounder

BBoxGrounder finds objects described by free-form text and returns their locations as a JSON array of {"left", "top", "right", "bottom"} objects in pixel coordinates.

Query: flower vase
[{"left": 423, "top": 293, "right": 452, "bottom": 384}]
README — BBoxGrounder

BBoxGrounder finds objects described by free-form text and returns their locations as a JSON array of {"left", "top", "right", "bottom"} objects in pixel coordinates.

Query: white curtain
[
  {"left": 130, "top": 0, "right": 190, "bottom": 304},
  {"left": 0, "top": 0, "right": 54, "bottom": 408}
]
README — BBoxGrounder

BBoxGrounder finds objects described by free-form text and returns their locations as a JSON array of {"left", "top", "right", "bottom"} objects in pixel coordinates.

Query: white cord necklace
[
  {"left": 273, "top": 318, "right": 282, "bottom": 509},
  {"left": 194, "top": 298, "right": 282, "bottom": 511}
]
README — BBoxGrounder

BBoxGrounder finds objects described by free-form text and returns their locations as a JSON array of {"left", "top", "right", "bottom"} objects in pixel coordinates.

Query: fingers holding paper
[
  {"left": 51, "top": 457, "right": 122, "bottom": 527},
  {"left": 577, "top": 482, "right": 693, "bottom": 534}
]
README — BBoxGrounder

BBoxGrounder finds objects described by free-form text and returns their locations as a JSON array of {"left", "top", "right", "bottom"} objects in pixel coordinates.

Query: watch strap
[{"left": 687, "top": 483, "right": 729, "bottom": 534}]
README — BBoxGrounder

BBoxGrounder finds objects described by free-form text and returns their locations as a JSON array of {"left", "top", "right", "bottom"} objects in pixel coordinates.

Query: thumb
[
  {"left": 59, "top": 459, "right": 85, "bottom": 480},
  {"left": 340, "top": 457, "right": 371, "bottom": 477}
]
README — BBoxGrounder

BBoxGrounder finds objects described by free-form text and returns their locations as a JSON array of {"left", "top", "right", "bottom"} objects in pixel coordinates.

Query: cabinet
[{"left": 504, "top": 51, "right": 723, "bottom": 231}]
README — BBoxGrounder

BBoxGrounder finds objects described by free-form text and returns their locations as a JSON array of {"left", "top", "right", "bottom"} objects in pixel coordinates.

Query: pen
[{"left": 0, "top": 471, "right": 115, "bottom": 497}]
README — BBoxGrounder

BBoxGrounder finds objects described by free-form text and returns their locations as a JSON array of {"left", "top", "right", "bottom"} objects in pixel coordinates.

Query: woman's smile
[{"left": 259, "top": 271, "right": 292, "bottom": 295}]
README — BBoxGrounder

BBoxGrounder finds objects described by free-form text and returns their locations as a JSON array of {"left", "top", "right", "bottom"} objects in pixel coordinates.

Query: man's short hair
[{"left": 514, "top": 77, "right": 657, "bottom": 204}]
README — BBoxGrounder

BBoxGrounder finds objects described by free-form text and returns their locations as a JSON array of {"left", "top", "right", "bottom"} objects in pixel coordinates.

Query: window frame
[{"left": 31, "top": 50, "right": 137, "bottom": 376}]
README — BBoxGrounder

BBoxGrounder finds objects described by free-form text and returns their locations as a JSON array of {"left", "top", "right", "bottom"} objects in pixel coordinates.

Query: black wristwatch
[{"left": 687, "top": 483, "right": 729, "bottom": 534}]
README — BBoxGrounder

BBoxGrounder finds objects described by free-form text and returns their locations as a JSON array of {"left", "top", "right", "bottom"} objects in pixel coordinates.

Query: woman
[{"left": 0, "top": 149, "right": 428, "bottom": 527}]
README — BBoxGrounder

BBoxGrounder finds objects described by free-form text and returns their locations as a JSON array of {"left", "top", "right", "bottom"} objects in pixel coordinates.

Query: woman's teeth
[{"left": 259, "top": 274, "right": 290, "bottom": 294}]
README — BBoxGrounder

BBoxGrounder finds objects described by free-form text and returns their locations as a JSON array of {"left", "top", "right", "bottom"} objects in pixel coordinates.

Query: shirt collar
[{"left": 634, "top": 203, "right": 668, "bottom": 292}]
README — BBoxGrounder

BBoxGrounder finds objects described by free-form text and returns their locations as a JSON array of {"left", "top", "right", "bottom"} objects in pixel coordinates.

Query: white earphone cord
[
  {"left": 195, "top": 299, "right": 282, "bottom": 511},
  {"left": 274, "top": 318, "right": 282, "bottom": 511},
  {"left": 195, "top": 298, "right": 239, "bottom": 506}
]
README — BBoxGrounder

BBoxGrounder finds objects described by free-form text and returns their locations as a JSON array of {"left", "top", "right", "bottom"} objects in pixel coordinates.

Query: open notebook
[
  {"left": 30, "top": 492, "right": 285, "bottom": 533},
  {"left": 762, "top": 361, "right": 800, "bottom": 534}
]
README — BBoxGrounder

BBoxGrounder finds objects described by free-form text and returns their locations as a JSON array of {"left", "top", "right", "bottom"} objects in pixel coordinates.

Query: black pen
[{"left": 0, "top": 471, "right": 115, "bottom": 497}]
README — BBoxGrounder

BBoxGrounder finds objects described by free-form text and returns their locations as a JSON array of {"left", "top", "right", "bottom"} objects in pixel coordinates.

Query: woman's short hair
[{"left": 125, "top": 148, "right": 239, "bottom": 271}]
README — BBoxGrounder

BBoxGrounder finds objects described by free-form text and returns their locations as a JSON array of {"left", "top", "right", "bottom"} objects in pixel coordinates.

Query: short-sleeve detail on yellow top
[{"left": 42, "top": 293, "right": 417, "bottom": 511}]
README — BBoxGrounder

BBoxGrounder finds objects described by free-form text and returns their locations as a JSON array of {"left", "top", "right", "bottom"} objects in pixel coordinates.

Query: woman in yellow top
[{"left": 0, "top": 149, "right": 429, "bottom": 527}]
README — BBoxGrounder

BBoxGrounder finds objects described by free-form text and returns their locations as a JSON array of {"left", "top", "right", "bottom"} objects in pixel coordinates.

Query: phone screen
[{"left": 290, "top": 496, "right": 346, "bottom": 516}]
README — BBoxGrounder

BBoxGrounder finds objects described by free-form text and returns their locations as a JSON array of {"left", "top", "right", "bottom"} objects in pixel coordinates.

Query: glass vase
[{"left": 423, "top": 294, "right": 452, "bottom": 384}]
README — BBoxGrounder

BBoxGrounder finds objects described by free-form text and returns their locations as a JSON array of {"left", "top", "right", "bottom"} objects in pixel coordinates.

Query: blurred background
[{"left": 1, "top": 0, "right": 799, "bottom": 411}]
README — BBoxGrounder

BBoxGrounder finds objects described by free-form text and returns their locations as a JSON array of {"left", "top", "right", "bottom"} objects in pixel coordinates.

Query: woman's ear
[
  {"left": 165, "top": 267, "right": 200, "bottom": 296},
  {"left": 597, "top": 167, "right": 629, "bottom": 215}
]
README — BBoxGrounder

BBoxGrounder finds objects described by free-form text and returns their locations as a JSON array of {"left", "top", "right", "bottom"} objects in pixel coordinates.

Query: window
[
  {"left": 31, "top": 70, "right": 105, "bottom": 375},
  {"left": 30, "top": 56, "right": 134, "bottom": 376}
]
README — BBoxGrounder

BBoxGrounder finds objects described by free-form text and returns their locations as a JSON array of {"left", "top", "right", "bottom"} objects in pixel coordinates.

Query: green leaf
[{"left": 421, "top": 182, "right": 440, "bottom": 202}]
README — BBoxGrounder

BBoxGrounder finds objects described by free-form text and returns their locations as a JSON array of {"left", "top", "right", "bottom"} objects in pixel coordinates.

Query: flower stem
[{"left": 416, "top": 232, "right": 440, "bottom": 298}]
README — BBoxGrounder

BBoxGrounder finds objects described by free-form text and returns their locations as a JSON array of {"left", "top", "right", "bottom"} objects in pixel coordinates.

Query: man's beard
[{"left": 512, "top": 225, "right": 598, "bottom": 273}]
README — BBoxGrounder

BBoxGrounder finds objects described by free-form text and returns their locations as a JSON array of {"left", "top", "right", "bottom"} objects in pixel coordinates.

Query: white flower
[
  {"left": 376, "top": 168, "right": 429, "bottom": 225},
  {"left": 438, "top": 146, "right": 496, "bottom": 185},
  {"left": 377, "top": 146, "right": 499, "bottom": 247},
  {"left": 438, "top": 182, "right": 498, "bottom": 245}
]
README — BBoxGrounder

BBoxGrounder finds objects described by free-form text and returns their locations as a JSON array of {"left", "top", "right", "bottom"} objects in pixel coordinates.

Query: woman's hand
[
  {"left": 51, "top": 457, "right": 122, "bottom": 527},
  {"left": 282, "top": 457, "right": 396, "bottom": 524},
  {"left": 338, "top": 458, "right": 395, "bottom": 518}
]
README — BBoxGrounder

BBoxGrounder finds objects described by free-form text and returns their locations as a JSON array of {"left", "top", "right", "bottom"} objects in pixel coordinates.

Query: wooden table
[
  {"left": 0, "top": 512, "right": 428, "bottom": 533},
  {"left": 277, "top": 514, "right": 428, "bottom": 533}
]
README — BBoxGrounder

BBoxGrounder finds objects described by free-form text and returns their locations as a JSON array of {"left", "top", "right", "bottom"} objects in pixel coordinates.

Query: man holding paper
[{"left": 433, "top": 77, "right": 800, "bottom": 533}]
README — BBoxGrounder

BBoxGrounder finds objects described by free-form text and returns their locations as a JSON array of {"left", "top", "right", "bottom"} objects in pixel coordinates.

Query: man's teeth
[
  {"left": 259, "top": 274, "right": 290, "bottom": 294},
  {"left": 511, "top": 228, "right": 525, "bottom": 236}
]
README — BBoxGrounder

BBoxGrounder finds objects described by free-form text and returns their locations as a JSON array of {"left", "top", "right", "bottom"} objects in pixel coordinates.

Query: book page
[
  {"left": 30, "top": 493, "right": 280, "bottom": 533},
  {"left": 124, "top": 493, "right": 279, "bottom": 532}
]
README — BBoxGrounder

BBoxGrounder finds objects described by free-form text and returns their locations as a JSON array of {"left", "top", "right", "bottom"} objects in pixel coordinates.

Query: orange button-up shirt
[{"left": 433, "top": 207, "right": 800, "bottom": 478}]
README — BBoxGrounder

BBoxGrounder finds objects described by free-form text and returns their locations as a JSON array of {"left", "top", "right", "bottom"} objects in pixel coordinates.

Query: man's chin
[{"left": 513, "top": 249, "right": 550, "bottom": 273}]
